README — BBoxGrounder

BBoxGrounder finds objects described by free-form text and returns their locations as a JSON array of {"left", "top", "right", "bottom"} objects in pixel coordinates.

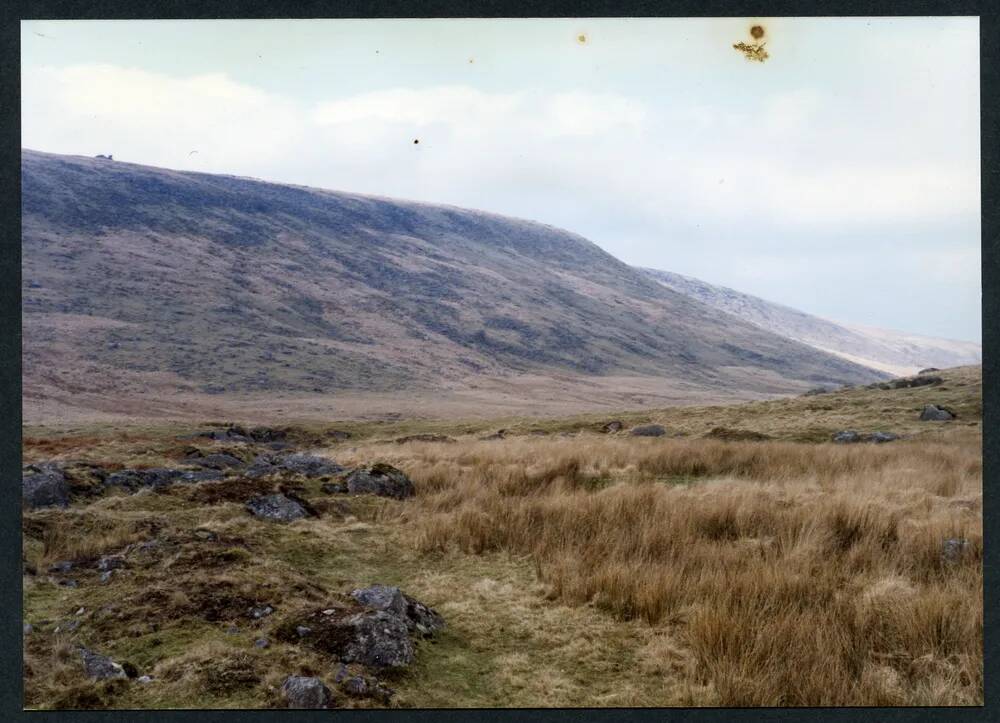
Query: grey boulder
[
  {"left": 245, "top": 494, "right": 308, "bottom": 523},
  {"left": 920, "top": 404, "right": 955, "bottom": 421},
  {"left": 280, "top": 675, "right": 334, "bottom": 709},
  {"left": 23, "top": 464, "right": 70, "bottom": 508},
  {"left": 630, "top": 424, "right": 666, "bottom": 437},
  {"left": 351, "top": 584, "right": 445, "bottom": 637},
  {"left": 79, "top": 647, "right": 128, "bottom": 680},
  {"left": 345, "top": 464, "right": 415, "bottom": 500}
]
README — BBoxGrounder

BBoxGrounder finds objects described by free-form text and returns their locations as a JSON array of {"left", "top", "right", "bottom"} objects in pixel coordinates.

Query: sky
[{"left": 20, "top": 18, "right": 981, "bottom": 342}]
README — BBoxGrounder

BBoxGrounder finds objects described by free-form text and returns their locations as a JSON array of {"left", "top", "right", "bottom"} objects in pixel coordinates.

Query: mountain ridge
[
  {"left": 22, "top": 149, "right": 887, "bottom": 422},
  {"left": 640, "top": 267, "right": 980, "bottom": 377}
]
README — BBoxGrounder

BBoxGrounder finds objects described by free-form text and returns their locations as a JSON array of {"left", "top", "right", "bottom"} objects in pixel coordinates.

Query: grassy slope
[
  {"left": 22, "top": 149, "right": 885, "bottom": 423},
  {"left": 22, "top": 366, "right": 981, "bottom": 708}
]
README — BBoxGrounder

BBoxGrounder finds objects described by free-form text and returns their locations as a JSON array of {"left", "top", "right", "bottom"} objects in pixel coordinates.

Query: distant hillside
[
  {"left": 21, "top": 150, "right": 887, "bottom": 421},
  {"left": 641, "top": 268, "right": 981, "bottom": 377}
]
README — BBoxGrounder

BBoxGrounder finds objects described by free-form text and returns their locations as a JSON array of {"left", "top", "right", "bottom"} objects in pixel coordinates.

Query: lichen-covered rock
[
  {"left": 630, "top": 424, "right": 666, "bottom": 437},
  {"left": 341, "top": 610, "right": 414, "bottom": 668},
  {"left": 600, "top": 420, "right": 623, "bottom": 433},
  {"left": 280, "top": 675, "right": 334, "bottom": 709},
  {"left": 345, "top": 464, "right": 415, "bottom": 500},
  {"left": 245, "top": 494, "right": 307, "bottom": 522},
  {"left": 23, "top": 463, "right": 70, "bottom": 508},
  {"left": 79, "top": 647, "right": 128, "bottom": 680}
]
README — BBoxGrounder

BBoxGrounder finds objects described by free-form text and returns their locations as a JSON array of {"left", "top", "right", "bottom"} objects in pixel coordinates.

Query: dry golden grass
[{"left": 328, "top": 429, "right": 982, "bottom": 706}]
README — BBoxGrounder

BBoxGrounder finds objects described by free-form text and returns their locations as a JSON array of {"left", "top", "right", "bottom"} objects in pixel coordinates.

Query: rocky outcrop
[
  {"left": 246, "top": 452, "right": 344, "bottom": 479},
  {"left": 277, "top": 588, "right": 443, "bottom": 671},
  {"left": 23, "top": 463, "right": 70, "bottom": 508},
  {"left": 600, "top": 420, "right": 624, "bottom": 433}
]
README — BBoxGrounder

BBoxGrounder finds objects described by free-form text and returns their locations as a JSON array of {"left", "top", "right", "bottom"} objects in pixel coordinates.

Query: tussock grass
[{"left": 348, "top": 434, "right": 985, "bottom": 706}]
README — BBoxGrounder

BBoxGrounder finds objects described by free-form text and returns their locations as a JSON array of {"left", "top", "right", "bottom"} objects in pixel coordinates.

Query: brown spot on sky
[{"left": 734, "top": 23, "right": 769, "bottom": 63}]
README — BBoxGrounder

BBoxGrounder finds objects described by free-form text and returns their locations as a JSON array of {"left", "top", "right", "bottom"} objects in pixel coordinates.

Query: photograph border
[{"left": 2, "top": 1, "right": 995, "bottom": 721}]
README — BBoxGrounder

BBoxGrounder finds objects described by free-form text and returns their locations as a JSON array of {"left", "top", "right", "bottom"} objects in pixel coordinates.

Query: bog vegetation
[{"left": 22, "top": 367, "right": 982, "bottom": 708}]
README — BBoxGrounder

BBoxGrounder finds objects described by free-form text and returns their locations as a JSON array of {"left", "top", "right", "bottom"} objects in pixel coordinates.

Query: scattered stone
[
  {"left": 630, "top": 424, "right": 666, "bottom": 437},
  {"left": 479, "top": 429, "right": 508, "bottom": 440},
  {"left": 867, "top": 432, "right": 900, "bottom": 444},
  {"left": 249, "top": 605, "right": 274, "bottom": 619},
  {"left": 254, "top": 638, "right": 269, "bottom": 649},
  {"left": 321, "top": 482, "right": 348, "bottom": 494},
  {"left": 246, "top": 452, "right": 344, "bottom": 479},
  {"left": 100, "top": 571, "right": 114, "bottom": 584},
  {"left": 226, "top": 625, "right": 240, "bottom": 635},
  {"left": 704, "top": 427, "right": 772, "bottom": 442},
  {"left": 137, "top": 675, "right": 153, "bottom": 684},
  {"left": 23, "top": 623, "right": 32, "bottom": 635},
  {"left": 600, "top": 420, "right": 624, "bottom": 434},
  {"left": 942, "top": 538, "right": 970, "bottom": 564},
  {"left": 105, "top": 467, "right": 188, "bottom": 491},
  {"left": 79, "top": 647, "right": 127, "bottom": 680},
  {"left": 296, "top": 626, "right": 312, "bottom": 638},
  {"left": 245, "top": 494, "right": 308, "bottom": 523},
  {"left": 48, "top": 560, "right": 76, "bottom": 574},
  {"left": 281, "top": 675, "right": 334, "bottom": 709},
  {"left": 75, "top": 607, "right": 85, "bottom": 616},
  {"left": 97, "top": 555, "right": 126, "bottom": 572},
  {"left": 187, "top": 452, "right": 245, "bottom": 470},
  {"left": 345, "top": 464, "right": 415, "bottom": 500},
  {"left": 327, "top": 430, "right": 352, "bottom": 442},
  {"left": 833, "top": 430, "right": 900, "bottom": 444},
  {"left": 920, "top": 404, "right": 955, "bottom": 421},
  {"left": 54, "top": 620, "right": 81, "bottom": 634},
  {"left": 23, "top": 463, "right": 70, "bottom": 509},
  {"left": 918, "top": 367, "right": 941, "bottom": 374},
  {"left": 342, "top": 676, "right": 368, "bottom": 697},
  {"left": 891, "top": 375, "right": 943, "bottom": 389},
  {"left": 57, "top": 579, "right": 79, "bottom": 589}
]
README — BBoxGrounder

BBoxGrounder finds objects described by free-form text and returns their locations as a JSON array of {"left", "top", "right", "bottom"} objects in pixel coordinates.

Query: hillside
[
  {"left": 21, "top": 150, "right": 887, "bottom": 422},
  {"left": 641, "top": 268, "right": 981, "bottom": 377}
]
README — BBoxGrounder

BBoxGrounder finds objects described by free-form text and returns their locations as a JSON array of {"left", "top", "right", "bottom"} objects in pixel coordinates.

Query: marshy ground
[{"left": 22, "top": 366, "right": 983, "bottom": 708}]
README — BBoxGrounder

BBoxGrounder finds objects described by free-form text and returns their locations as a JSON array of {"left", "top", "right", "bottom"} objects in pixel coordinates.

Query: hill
[
  {"left": 22, "top": 150, "right": 886, "bottom": 422},
  {"left": 641, "top": 268, "right": 981, "bottom": 377}
]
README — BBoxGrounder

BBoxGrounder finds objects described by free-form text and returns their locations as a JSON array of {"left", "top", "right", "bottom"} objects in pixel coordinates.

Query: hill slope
[
  {"left": 641, "top": 268, "right": 981, "bottom": 377},
  {"left": 21, "top": 150, "right": 886, "bottom": 421}
]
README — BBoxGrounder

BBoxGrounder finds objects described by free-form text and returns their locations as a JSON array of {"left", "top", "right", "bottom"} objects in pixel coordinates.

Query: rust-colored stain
[{"left": 734, "top": 23, "right": 769, "bottom": 62}]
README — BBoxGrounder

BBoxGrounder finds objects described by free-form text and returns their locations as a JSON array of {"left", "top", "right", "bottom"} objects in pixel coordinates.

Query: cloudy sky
[{"left": 21, "top": 18, "right": 981, "bottom": 342}]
